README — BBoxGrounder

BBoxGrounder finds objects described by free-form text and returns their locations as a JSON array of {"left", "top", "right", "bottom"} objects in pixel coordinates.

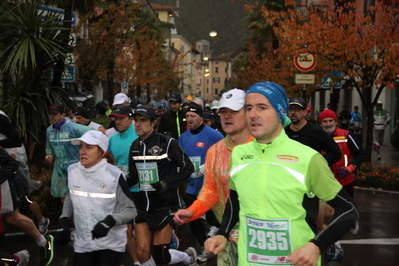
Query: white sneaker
[
  {"left": 14, "top": 250, "right": 29, "bottom": 266},
  {"left": 197, "top": 247, "right": 216, "bottom": 262},
  {"left": 350, "top": 220, "right": 359, "bottom": 235},
  {"left": 38, "top": 218, "right": 50, "bottom": 235},
  {"left": 184, "top": 247, "right": 198, "bottom": 266},
  {"left": 207, "top": 226, "right": 219, "bottom": 238}
]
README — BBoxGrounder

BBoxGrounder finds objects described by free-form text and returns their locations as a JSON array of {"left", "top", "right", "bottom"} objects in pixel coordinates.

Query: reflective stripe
[
  {"left": 70, "top": 190, "right": 116, "bottom": 198},
  {"left": 132, "top": 154, "right": 168, "bottom": 160},
  {"left": 50, "top": 139, "right": 73, "bottom": 142},
  {"left": 176, "top": 110, "right": 181, "bottom": 137},
  {"left": 231, "top": 161, "right": 305, "bottom": 184},
  {"left": 335, "top": 139, "right": 348, "bottom": 143}
]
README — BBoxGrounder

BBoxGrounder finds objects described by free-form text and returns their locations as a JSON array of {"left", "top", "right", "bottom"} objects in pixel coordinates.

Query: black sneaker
[{"left": 40, "top": 235, "right": 54, "bottom": 266}]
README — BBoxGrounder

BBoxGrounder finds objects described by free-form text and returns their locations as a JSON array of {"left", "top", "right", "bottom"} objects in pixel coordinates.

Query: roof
[
  {"left": 209, "top": 52, "right": 234, "bottom": 61},
  {"left": 150, "top": 3, "right": 181, "bottom": 11}
]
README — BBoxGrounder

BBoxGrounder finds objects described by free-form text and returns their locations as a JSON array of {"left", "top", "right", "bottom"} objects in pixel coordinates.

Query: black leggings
[
  {"left": 73, "top": 250, "right": 123, "bottom": 266},
  {"left": 185, "top": 193, "right": 220, "bottom": 247}
]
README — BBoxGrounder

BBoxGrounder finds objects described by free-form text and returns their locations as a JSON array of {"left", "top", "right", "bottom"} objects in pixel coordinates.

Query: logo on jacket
[
  {"left": 276, "top": 155, "right": 299, "bottom": 163},
  {"left": 148, "top": 145, "right": 163, "bottom": 155},
  {"left": 241, "top": 154, "right": 254, "bottom": 160},
  {"left": 196, "top": 142, "right": 205, "bottom": 147},
  {"left": 99, "top": 183, "right": 106, "bottom": 191}
]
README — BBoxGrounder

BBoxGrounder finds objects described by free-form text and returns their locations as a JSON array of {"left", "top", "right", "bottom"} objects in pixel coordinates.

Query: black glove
[
  {"left": 150, "top": 181, "right": 168, "bottom": 193},
  {"left": 91, "top": 215, "right": 116, "bottom": 239},
  {"left": 55, "top": 217, "right": 70, "bottom": 245}
]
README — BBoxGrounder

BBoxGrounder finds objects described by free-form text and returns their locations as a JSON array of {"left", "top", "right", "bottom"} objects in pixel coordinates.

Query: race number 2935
[{"left": 246, "top": 217, "right": 292, "bottom": 265}]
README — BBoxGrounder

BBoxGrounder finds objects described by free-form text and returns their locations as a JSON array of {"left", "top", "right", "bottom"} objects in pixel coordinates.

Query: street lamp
[{"left": 209, "top": 31, "right": 217, "bottom": 37}]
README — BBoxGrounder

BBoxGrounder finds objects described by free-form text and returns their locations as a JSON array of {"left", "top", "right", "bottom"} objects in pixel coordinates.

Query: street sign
[
  {"left": 322, "top": 71, "right": 342, "bottom": 88},
  {"left": 294, "top": 53, "right": 317, "bottom": 72},
  {"left": 69, "top": 33, "right": 77, "bottom": 47},
  {"left": 65, "top": 53, "right": 75, "bottom": 65},
  {"left": 61, "top": 67, "right": 75, "bottom": 82},
  {"left": 121, "top": 82, "right": 129, "bottom": 94},
  {"left": 38, "top": 6, "right": 77, "bottom": 27},
  {"left": 295, "top": 74, "right": 315, "bottom": 84}
]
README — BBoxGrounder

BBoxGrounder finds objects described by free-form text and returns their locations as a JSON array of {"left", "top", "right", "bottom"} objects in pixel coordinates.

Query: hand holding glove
[
  {"left": 150, "top": 181, "right": 168, "bottom": 193},
  {"left": 55, "top": 217, "right": 71, "bottom": 245},
  {"left": 338, "top": 164, "right": 355, "bottom": 178},
  {"left": 91, "top": 215, "right": 116, "bottom": 239}
]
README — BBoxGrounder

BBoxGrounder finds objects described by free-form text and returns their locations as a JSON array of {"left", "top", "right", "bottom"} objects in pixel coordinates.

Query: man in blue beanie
[{"left": 205, "top": 81, "right": 358, "bottom": 266}]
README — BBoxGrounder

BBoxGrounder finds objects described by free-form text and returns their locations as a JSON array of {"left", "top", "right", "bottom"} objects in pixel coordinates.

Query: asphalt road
[{"left": 2, "top": 187, "right": 399, "bottom": 265}]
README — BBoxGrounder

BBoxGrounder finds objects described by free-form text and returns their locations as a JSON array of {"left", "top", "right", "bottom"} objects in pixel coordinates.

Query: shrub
[
  {"left": 93, "top": 116, "right": 111, "bottom": 129},
  {"left": 27, "top": 165, "right": 62, "bottom": 213},
  {"left": 355, "top": 162, "right": 399, "bottom": 184}
]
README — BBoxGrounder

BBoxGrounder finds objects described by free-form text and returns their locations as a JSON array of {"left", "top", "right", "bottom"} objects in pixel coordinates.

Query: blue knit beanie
[{"left": 246, "top": 81, "right": 291, "bottom": 127}]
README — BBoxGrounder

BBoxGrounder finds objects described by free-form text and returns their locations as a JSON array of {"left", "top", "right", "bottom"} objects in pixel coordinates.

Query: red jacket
[{"left": 331, "top": 128, "right": 353, "bottom": 186}]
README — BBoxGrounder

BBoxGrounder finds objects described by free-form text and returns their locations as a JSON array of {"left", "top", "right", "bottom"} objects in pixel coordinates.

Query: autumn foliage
[
  {"left": 75, "top": 1, "right": 179, "bottom": 101},
  {"left": 234, "top": 0, "right": 399, "bottom": 160}
]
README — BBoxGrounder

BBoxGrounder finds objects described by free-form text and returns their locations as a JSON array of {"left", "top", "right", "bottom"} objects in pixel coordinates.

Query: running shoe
[
  {"left": 197, "top": 247, "right": 216, "bottom": 262},
  {"left": 325, "top": 242, "right": 344, "bottom": 261},
  {"left": 207, "top": 226, "right": 219, "bottom": 238},
  {"left": 377, "top": 154, "right": 381, "bottom": 160},
  {"left": 38, "top": 218, "right": 50, "bottom": 235},
  {"left": 40, "top": 235, "right": 54, "bottom": 266},
  {"left": 350, "top": 220, "right": 360, "bottom": 235},
  {"left": 170, "top": 229, "right": 179, "bottom": 249},
  {"left": 184, "top": 247, "right": 198, "bottom": 266},
  {"left": 14, "top": 250, "right": 29, "bottom": 266}
]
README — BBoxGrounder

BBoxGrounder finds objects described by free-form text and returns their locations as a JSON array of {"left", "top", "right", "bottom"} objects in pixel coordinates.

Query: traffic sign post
[
  {"left": 294, "top": 53, "right": 317, "bottom": 72},
  {"left": 121, "top": 82, "right": 129, "bottom": 94}
]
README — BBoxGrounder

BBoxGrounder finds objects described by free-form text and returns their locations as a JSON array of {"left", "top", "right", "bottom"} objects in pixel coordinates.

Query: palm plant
[{"left": 0, "top": 0, "right": 73, "bottom": 164}]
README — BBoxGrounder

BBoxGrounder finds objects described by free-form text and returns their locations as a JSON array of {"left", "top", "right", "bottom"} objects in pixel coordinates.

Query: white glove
[{"left": 199, "top": 164, "right": 205, "bottom": 175}]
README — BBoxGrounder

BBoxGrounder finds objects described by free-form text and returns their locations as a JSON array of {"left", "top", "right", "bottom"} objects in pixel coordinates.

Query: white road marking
[{"left": 340, "top": 238, "right": 399, "bottom": 245}]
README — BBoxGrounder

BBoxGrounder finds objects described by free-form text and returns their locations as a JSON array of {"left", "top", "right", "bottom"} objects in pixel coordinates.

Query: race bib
[
  {"left": 189, "top": 156, "right": 202, "bottom": 178},
  {"left": 136, "top": 162, "right": 159, "bottom": 191},
  {"left": 246, "top": 216, "right": 292, "bottom": 265}
]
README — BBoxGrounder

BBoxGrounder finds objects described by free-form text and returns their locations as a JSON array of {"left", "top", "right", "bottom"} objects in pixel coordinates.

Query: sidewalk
[{"left": 368, "top": 143, "right": 399, "bottom": 167}]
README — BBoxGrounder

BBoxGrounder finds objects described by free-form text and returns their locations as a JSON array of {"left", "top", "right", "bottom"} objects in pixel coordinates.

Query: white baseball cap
[
  {"left": 218, "top": 88, "right": 246, "bottom": 111},
  {"left": 71, "top": 130, "right": 109, "bottom": 152},
  {"left": 112, "top": 93, "right": 130, "bottom": 106}
]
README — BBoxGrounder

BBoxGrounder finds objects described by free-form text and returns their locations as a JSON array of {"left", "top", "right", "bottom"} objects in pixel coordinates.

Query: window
[
  {"left": 204, "top": 45, "right": 208, "bottom": 51},
  {"left": 215, "top": 61, "right": 219, "bottom": 64},
  {"left": 213, "top": 77, "right": 220, "bottom": 83},
  {"left": 215, "top": 67, "right": 219, "bottom": 73},
  {"left": 198, "top": 45, "right": 201, "bottom": 51},
  {"left": 207, "top": 87, "right": 209, "bottom": 93},
  {"left": 214, "top": 88, "right": 218, "bottom": 95},
  {"left": 171, "top": 42, "right": 175, "bottom": 48}
]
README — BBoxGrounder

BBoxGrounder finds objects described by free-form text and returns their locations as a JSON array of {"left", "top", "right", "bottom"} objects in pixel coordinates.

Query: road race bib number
[
  {"left": 246, "top": 216, "right": 292, "bottom": 265},
  {"left": 189, "top": 156, "right": 202, "bottom": 178},
  {"left": 136, "top": 162, "right": 159, "bottom": 191}
]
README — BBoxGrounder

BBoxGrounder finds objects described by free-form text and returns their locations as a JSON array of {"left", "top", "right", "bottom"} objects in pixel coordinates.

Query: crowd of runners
[{"left": 0, "top": 80, "right": 378, "bottom": 266}]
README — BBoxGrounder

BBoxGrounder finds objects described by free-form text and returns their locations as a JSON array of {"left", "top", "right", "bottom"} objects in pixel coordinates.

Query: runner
[
  {"left": 205, "top": 81, "right": 358, "bottom": 266},
  {"left": 177, "top": 103, "right": 224, "bottom": 262},
  {"left": 174, "top": 88, "right": 252, "bottom": 265},
  {"left": 56, "top": 130, "right": 136, "bottom": 266},
  {"left": 128, "top": 105, "right": 197, "bottom": 266}
]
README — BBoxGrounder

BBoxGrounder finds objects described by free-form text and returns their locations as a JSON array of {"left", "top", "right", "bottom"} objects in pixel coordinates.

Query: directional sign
[
  {"left": 121, "top": 82, "right": 129, "bottom": 94},
  {"left": 322, "top": 71, "right": 342, "bottom": 88},
  {"left": 294, "top": 53, "right": 317, "bottom": 72},
  {"left": 38, "top": 5, "right": 77, "bottom": 27}
]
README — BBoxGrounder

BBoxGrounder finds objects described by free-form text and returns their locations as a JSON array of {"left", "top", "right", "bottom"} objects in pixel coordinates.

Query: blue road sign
[
  {"left": 322, "top": 71, "right": 342, "bottom": 88},
  {"left": 38, "top": 6, "right": 77, "bottom": 27}
]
